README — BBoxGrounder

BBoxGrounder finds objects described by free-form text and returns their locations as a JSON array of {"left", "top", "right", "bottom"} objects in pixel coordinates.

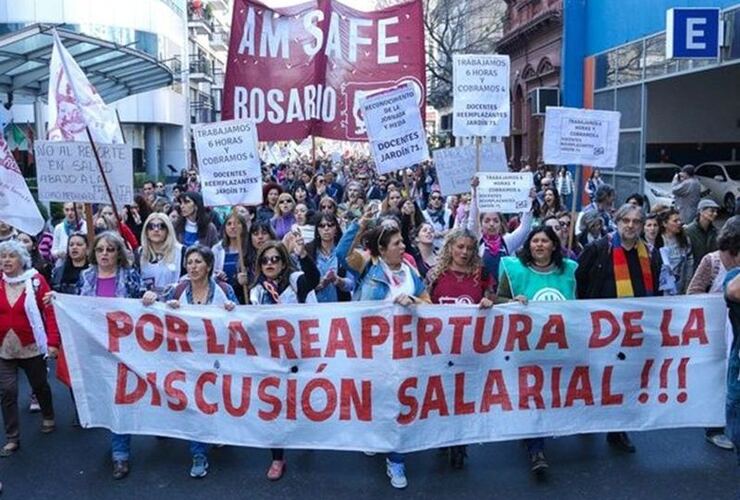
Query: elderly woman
[
  {"left": 0, "top": 240, "right": 60, "bottom": 457},
  {"left": 136, "top": 213, "right": 185, "bottom": 299},
  {"left": 142, "top": 245, "right": 236, "bottom": 479},
  {"left": 78, "top": 231, "right": 142, "bottom": 480}
]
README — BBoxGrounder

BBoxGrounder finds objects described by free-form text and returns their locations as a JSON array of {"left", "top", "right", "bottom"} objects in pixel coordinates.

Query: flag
[
  {"left": 47, "top": 30, "right": 123, "bottom": 144},
  {"left": 0, "top": 133, "right": 44, "bottom": 234}
]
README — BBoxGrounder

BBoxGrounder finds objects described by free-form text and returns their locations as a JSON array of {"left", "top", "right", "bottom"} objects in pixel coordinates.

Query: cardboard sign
[
  {"left": 433, "top": 142, "right": 508, "bottom": 196},
  {"left": 34, "top": 141, "right": 133, "bottom": 206},
  {"left": 476, "top": 172, "right": 533, "bottom": 213},
  {"left": 453, "top": 54, "right": 510, "bottom": 138},
  {"left": 543, "top": 107, "right": 621, "bottom": 168},
  {"left": 361, "top": 84, "right": 429, "bottom": 174},
  {"left": 193, "top": 119, "right": 262, "bottom": 207}
]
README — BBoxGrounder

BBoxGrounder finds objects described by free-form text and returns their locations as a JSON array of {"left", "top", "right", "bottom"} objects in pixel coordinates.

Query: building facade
[{"left": 497, "top": 0, "right": 562, "bottom": 169}]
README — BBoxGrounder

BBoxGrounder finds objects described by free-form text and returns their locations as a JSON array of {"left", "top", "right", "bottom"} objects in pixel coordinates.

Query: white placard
[
  {"left": 34, "top": 141, "right": 133, "bottom": 206},
  {"left": 193, "top": 119, "right": 262, "bottom": 207},
  {"left": 453, "top": 54, "right": 510, "bottom": 138},
  {"left": 433, "top": 142, "right": 508, "bottom": 196},
  {"left": 543, "top": 107, "right": 621, "bottom": 168},
  {"left": 361, "top": 84, "right": 429, "bottom": 174},
  {"left": 476, "top": 172, "right": 533, "bottom": 213}
]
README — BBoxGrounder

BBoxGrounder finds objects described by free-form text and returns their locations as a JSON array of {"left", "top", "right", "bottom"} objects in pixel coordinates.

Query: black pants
[{"left": 0, "top": 355, "right": 54, "bottom": 443}]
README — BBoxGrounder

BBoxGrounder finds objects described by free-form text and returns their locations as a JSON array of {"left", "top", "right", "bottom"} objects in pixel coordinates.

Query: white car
[
  {"left": 644, "top": 163, "right": 679, "bottom": 212},
  {"left": 695, "top": 162, "right": 740, "bottom": 213}
]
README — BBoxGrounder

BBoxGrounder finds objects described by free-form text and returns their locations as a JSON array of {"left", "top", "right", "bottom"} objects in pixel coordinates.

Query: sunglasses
[
  {"left": 260, "top": 255, "right": 283, "bottom": 265},
  {"left": 279, "top": 200, "right": 293, "bottom": 204},
  {"left": 95, "top": 246, "right": 116, "bottom": 254},
  {"left": 430, "top": 196, "right": 442, "bottom": 201},
  {"left": 318, "top": 222, "right": 336, "bottom": 229},
  {"left": 146, "top": 222, "right": 167, "bottom": 231},
  {"left": 320, "top": 204, "right": 334, "bottom": 210},
  {"left": 156, "top": 184, "right": 164, "bottom": 188},
  {"left": 317, "top": 179, "right": 325, "bottom": 184}
]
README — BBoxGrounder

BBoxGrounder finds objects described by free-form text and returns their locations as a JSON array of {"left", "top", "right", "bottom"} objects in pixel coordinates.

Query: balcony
[
  {"left": 189, "top": 55, "right": 213, "bottom": 83},
  {"left": 188, "top": 11, "right": 213, "bottom": 36},
  {"left": 211, "top": 29, "right": 229, "bottom": 51}
]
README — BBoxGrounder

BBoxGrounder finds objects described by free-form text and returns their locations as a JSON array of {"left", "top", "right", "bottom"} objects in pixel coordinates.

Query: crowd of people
[{"left": 0, "top": 156, "right": 739, "bottom": 490}]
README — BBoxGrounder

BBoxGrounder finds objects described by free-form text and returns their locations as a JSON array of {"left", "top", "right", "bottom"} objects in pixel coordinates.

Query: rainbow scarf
[{"left": 611, "top": 233, "right": 653, "bottom": 297}]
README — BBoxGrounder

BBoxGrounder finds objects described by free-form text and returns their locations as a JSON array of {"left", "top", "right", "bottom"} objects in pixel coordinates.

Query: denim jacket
[
  {"left": 78, "top": 266, "right": 143, "bottom": 298},
  {"left": 336, "top": 221, "right": 426, "bottom": 301}
]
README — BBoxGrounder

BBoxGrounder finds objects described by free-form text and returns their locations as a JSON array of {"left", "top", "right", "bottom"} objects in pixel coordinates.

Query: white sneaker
[
  {"left": 706, "top": 433, "right": 734, "bottom": 450},
  {"left": 363, "top": 451, "right": 376, "bottom": 456},
  {"left": 386, "top": 459, "right": 408, "bottom": 489},
  {"left": 29, "top": 395, "right": 40, "bottom": 413}
]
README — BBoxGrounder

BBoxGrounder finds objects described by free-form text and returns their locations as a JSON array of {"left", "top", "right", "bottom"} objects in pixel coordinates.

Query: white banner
[
  {"left": 47, "top": 30, "right": 123, "bottom": 145},
  {"left": 361, "top": 84, "right": 429, "bottom": 174},
  {"left": 476, "top": 172, "right": 533, "bottom": 213},
  {"left": 543, "top": 107, "right": 621, "bottom": 168},
  {"left": 193, "top": 119, "right": 262, "bottom": 207},
  {"left": 433, "top": 143, "right": 508, "bottom": 196},
  {"left": 53, "top": 294, "right": 726, "bottom": 453},
  {"left": 453, "top": 54, "right": 510, "bottom": 138},
  {"left": 0, "top": 134, "right": 44, "bottom": 234},
  {"left": 34, "top": 141, "right": 133, "bottom": 206}
]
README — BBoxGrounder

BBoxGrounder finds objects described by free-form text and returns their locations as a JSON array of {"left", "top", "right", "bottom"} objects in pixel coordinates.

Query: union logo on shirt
[{"left": 531, "top": 288, "right": 566, "bottom": 302}]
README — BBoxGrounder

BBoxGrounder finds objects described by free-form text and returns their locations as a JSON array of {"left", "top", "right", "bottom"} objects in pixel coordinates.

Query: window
[
  {"left": 615, "top": 42, "right": 643, "bottom": 85},
  {"left": 697, "top": 164, "right": 725, "bottom": 180},
  {"left": 616, "top": 86, "right": 641, "bottom": 129}
]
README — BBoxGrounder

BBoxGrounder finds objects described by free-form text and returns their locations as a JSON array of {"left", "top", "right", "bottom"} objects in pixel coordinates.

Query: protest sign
[
  {"left": 476, "top": 172, "right": 532, "bottom": 213},
  {"left": 0, "top": 134, "right": 44, "bottom": 234},
  {"left": 53, "top": 294, "right": 726, "bottom": 453},
  {"left": 193, "top": 119, "right": 262, "bottom": 207},
  {"left": 223, "top": 0, "right": 426, "bottom": 142},
  {"left": 543, "top": 107, "right": 621, "bottom": 168},
  {"left": 361, "top": 85, "right": 428, "bottom": 174},
  {"left": 453, "top": 54, "right": 510, "bottom": 138},
  {"left": 34, "top": 141, "right": 133, "bottom": 206},
  {"left": 434, "top": 142, "right": 507, "bottom": 196}
]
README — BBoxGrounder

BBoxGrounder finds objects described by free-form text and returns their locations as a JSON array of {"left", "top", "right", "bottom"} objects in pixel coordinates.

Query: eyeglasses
[
  {"left": 318, "top": 223, "right": 336, "bottom": 229},
  {"left": 95, "top": 246, "right": 116, "bottom": 254},
  {"left": 146, "top": 222, "right": 167, "bottom": 231},
  {"left": 558, "top": 221, "right": 570, "bottom": 228},
  {"left": 260, "top": 255, "right": 283, "bottom": 265},
  {"left": 156, "top": 184, "right": 164, "bottom": 188},
  {"left": 317, "top": 179, "right": 325, "bottom": 184},
  {"left": 357, "top": 177, "right": 368, "bottom": 181}
]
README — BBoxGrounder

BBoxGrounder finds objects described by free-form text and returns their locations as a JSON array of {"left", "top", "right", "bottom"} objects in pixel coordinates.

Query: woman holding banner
[
  {"left": 142, "top": 245, "right": 237, "bottom": 479},
  {"left": 0, "top": 240, "right": 59, "bottom": 457},
  {"left": 426, "top": 228, "right": 495, "bottom": 469},
  {"left": 78, "top": 231, "right": 143, "bottom": 480},
  {"left": 336, "top": 206, "right": 429, "bottom": 489},
  {"left": 307, "top": 213, "right": 354, "bottom": 303},
  {"left": 497, "top": 225, "right": 578, "bottom": 475},
  {"left": 249, "top": 237, "right": 320, "bottom": 481},
  {"left": 135, "top": 213, "right": 185, "bottom": 300}
]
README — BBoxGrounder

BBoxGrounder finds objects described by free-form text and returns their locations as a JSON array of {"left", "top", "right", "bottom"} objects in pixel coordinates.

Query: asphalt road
[{"left": 1, "top": 362, "right": 738, "bottom": 500}]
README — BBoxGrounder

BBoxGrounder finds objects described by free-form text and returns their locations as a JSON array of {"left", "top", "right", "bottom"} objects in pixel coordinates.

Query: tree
[{"left": 424, "top": 0, "right": 506, "bottom": 110}]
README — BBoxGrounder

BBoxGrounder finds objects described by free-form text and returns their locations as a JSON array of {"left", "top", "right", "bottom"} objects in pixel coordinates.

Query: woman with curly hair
[
  {"left": 656, "top": 207, "right": 694, "bottom": 295},
  {"left": 426, "top": 228, "right": 495, "bottom": 469}
]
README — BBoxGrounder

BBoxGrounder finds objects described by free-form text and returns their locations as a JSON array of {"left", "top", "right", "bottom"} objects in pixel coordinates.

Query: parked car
[
  {"left": 644, "top": 163, "right": 679, "bottom": 212},
  {"left": 695, "top": 162, "right": 740, "bottom": 213}
]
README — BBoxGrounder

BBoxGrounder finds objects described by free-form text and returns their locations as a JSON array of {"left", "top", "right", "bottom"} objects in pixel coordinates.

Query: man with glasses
[
  {"left": 358, "top": 172, "right": 383, "bottom": 201},
  {"left": 685, "top": 199, "right": 719, "bottom": 272},
  {"left": 154, "top": 182, "right": 167, "bottom": 200},
  {"left": 576, "top": 203, "right": 662, "bottom": 453}
]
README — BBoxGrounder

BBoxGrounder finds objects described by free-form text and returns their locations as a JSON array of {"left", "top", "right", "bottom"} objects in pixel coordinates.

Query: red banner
[{"left": 223, "top": 0, "right": 426, "bottom": 142}]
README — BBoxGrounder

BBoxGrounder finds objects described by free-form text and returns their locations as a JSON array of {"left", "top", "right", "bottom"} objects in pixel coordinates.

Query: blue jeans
[
  {"left": 726, "top": 399, "right": 740, "bottom": 465},
  {"left": 525, "top": 438, "right": 545, "bottom": 454},
  {"left": 190, "top": 441, "right": 208, "bottom": 458},
  {"left": 388, "top": 452, "right": 404, "bottom": 464},
  {"left": 111, "top": 433, "right": 131, "bottom": 461}
]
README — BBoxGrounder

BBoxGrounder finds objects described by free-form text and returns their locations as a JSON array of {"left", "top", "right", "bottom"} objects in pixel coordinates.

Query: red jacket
[{"left": 0, "top": 273, "right": 60, "bottom": 351}]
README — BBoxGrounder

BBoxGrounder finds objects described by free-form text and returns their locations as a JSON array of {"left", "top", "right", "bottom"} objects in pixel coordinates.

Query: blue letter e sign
[{"left": 666, "top": 8, "right": 721, "bottom": 59}]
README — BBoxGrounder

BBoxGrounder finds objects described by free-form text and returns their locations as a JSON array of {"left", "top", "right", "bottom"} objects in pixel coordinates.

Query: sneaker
[
  {"left": 363, "top": 451, "right": 376, "bottom": 456},
  {"left": 529, "top": 451, "right": 549, "bottom": 474},
  {"left": 29, "top": 395, "right": 40, "bottom": 413},
  {"left": 190, "top": 454, "right": 209, "bottom": 478},
  {"left": 706, "top": 432, "right": 734, "bottom": 450},
  {"left": 386, "top": 459, "right": 408, "bottom": 489},
  {"left": 112, "top": 460, "right": 129, "bottom": 480},
  {"left": 266, "top": 460, "right": 286, "bottom": 481}
]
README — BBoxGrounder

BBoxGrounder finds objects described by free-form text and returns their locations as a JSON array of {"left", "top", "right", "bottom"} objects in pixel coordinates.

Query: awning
[{"left": 0, "top": 24, "right": 174, "bottom": 103}]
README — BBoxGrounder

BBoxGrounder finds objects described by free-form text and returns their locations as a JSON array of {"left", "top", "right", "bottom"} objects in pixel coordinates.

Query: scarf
[
  {"left": 3, "top": 269, "right": 48, "bottom": 354},
  {"left": 611, "top": 233, "right": 653, "bottom": 297},
  {"left": 481, "top": 233, "right": 503, "bottom": 257},
  {"left": 262, "top": 279, "right": 282, "bottom": 304},
  {"left": 63, "top": 219, "right": 80, "bottom": 236},
  {"left": 425, "top": 208, "right": 446, "bottom": 227}
]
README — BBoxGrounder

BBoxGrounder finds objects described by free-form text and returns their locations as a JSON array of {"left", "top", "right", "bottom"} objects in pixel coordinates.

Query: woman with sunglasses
[
  {"left": 77, "top": 231, "right": 143, "bottom": 480},
  {"left": 174, "top": 192, "right": 219, "bottom": 248},
  {"left": 318, "top": 196, "right": 338, "bottom": 217},
  {"left": 336, "top": 207, "right": 429, "bottom": 490},
  {"left": 142, "top": 245, "right": 236, "bottom": 479},
  {"left": 306, "top": 213, "right": 354, "bottom": 302},
  {"left": 249, "top": 237, "right": 320, "bottom": 481},
  {"left": 136, "top": 213, "right": 185, "bottom": 299},
  {"left": 213, "top": 212, "right": 250, "bottom": 304},
  {"left": 497, "top": 225, "right": 577, "bottom": 475},
  {"left": 271, "top": 193, "right": 297, "bottom": 240},
  {"left": 426, "top": 227, "right": 495, "bottom": 469}
]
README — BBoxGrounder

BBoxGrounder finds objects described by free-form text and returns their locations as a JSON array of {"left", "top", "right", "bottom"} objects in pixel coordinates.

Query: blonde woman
[
  {"left": 135, "top": 213, "right": 185, "bottom": 298},
  {"left": 271, "top": 193, "right": 297, "bottom": 239}
]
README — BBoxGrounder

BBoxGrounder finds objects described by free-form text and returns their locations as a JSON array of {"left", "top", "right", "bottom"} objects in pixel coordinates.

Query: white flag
[
  {"left": 0, "top": 134, "right": 44, "bottom": 234},
  {"left": 47, "top": 30, "right": 123, "bottom": 144}
]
